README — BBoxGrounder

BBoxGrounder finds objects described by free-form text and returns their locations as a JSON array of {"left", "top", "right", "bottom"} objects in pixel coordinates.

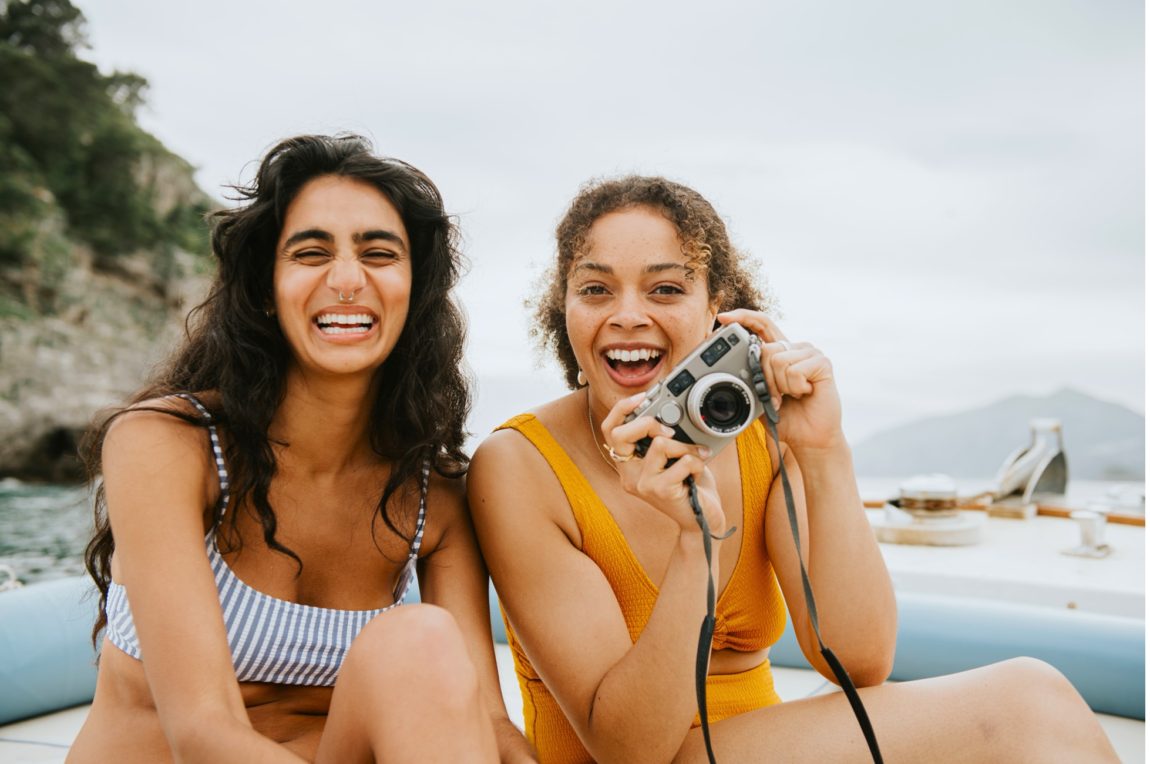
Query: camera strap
[
  {"left": 681, "top": 340, "right": 883, "bottom": 764},
  {"left": 748, "top": 337, "right": 883, "bottom": 763},
  {"left": 685, "top": 476, "right": 732, "bottom": 762}
]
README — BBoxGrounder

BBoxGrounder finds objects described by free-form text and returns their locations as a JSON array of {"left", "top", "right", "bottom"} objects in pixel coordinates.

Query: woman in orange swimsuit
[{"left": 468, "top": 175, "right": 1118, "bottom": 763}]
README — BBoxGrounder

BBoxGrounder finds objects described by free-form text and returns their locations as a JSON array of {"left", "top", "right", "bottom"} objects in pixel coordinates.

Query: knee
[
  {"left": 990, "top": 658, "right": 1116, "bottom": 758},
  {"left": 991, "top": 658, "right": 1093, "bottom": 724},
  {"left": 995, "top": 657, "right": 1079, "bottom": 700},
  {"left": 345, "top": 604, "right": 481, "bottom": 704}
]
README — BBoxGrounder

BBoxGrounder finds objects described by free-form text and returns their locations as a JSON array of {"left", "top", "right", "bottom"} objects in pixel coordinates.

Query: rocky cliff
[
  {"left": 0, "top": 0, "right": 214, "bottom": 481},
  {"left": 0, "top": 251, "right": 209, "bottom": 482}
]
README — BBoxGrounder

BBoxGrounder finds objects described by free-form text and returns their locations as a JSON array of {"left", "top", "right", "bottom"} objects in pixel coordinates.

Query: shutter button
[{"left": 658, "top": 401, "right": 683, "bottom": 426}]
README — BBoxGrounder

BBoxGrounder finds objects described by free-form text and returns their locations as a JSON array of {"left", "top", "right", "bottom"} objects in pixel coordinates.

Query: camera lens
[
  {"left": 701, "top": 385, "right": 748, "bottom": 429},
  {"left": 685, "top": 373, "right": 756, "bottom": 437}
]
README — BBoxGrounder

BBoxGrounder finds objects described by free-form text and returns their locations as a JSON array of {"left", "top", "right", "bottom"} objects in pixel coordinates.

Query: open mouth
[
  {"left": 314, "top": 312, "right": 377, "bottom": 335},
  {"left": 603, "top": 346, "right": 664, "bottom": 384}
]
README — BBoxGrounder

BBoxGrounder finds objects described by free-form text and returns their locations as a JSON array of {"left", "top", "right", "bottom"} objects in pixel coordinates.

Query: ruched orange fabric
[{"left": 496, "top": 414, "right": 787, "bottom": 764}]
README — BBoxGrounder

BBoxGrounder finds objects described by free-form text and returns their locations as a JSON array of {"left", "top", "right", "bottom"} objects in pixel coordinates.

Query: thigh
[{"left": 675, "top": 659, "right": 1102, "bottom": 764}]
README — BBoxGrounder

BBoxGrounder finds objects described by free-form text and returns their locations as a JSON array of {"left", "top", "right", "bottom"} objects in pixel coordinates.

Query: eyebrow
[
  {"left": 281, "top": 228, "right": 332, "bottom": 250},
  {"left": 354, "top": 229, "right": 408, "bottom": 253},
  {"left": 280, "top": 228, "right": 408, "bottom": 253},
  {"left": 570, "top": 261, "right": 688, "bottom": 275}
]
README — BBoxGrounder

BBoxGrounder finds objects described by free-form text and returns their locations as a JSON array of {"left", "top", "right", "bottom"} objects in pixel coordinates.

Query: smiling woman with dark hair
[{"left": 69, "top": 134, "right": 533, "bottom": 763}]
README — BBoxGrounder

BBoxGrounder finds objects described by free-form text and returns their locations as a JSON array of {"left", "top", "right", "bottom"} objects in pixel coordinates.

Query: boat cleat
[{"left": 1061, "top": 508, "right": 1113, "bottom": 559}]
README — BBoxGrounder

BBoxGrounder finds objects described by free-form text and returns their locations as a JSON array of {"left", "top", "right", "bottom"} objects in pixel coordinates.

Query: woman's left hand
[{"left": 717, "top": 310, "right": 845, "bottom": 450}]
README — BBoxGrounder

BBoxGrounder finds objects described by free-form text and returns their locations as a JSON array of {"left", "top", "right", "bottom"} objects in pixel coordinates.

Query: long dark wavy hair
[
  {"left": 531, "top": 175, "right": 770, "bottom": 389},
  {"left": 82, "top": 134, "right": 471, "bottom": 642}
]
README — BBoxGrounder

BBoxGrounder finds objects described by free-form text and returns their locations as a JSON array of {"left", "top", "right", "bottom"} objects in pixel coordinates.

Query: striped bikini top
[{"left": 104, "top": 393, "right": 427, "bottom": 686}]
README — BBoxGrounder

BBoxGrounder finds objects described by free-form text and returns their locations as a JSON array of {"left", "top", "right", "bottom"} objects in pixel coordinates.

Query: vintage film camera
[{"left": 629, "top": 323, "right": 764, "bottom": 461}]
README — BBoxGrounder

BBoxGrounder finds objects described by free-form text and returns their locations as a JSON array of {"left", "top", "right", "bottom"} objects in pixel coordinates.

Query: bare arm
[
  {"left": 469, "top": 428, "right": 722, "bottom": 764},
  {"left": 103, "top": 407, "right": 304, "bottom": 763},
  {"left": 418, "top": 475, "right": 536, "bottom": 763},
  {"left": 717, "top": 309, "right": 897, "bottom": 686},
  {"left": 764, "top": 440, "right": 897, "bottom": 686}
]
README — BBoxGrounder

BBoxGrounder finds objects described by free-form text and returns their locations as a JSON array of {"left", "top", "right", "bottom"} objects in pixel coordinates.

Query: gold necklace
[{"left": 585, "top": 390, "right": 618, "bottom": 473}]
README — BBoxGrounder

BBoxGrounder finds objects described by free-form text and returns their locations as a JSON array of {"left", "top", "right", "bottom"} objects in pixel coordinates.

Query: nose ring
[{"left": 337, "top": 288, "right": 362, "bottom": 305}]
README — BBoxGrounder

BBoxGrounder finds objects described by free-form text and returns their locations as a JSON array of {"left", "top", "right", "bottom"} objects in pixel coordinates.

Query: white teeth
[
  {"left": 316, "top": 313, "right": 373, "bottom": 326},
  {"left": 605, "top": 348, "right": 662, "bottom": 362},
  {"left": 315, "top": 313, "right": 375, "bottom": 334}
]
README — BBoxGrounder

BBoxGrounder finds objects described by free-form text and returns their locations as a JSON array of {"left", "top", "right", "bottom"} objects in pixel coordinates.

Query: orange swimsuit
[{"left": 496, "top": 414, "right": 788, "bottom": 764}]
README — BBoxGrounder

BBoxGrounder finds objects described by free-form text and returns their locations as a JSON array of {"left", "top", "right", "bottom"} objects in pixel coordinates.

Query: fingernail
[
  {"left": 698, "top": 446, "right": 712, "bottom": 459},
  {"left": 662, "top": 426, "right": 675, "bottom": 437}
]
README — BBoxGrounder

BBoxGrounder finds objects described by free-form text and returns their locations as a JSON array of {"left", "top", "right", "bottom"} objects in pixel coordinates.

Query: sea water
[{"left": 0, "top": 479, "right": 90, "bottom": 585}]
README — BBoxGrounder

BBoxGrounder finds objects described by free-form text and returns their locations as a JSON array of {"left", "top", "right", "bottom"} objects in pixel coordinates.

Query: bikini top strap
[
  {"left": 410, "top": 454, "right": 431, "bottom": 558},
  {"left": 171, "top": 393, "right": 231, "bottom": 518},
  {"left": 390, "top": 452, "right": 432, "bottom": 605}
]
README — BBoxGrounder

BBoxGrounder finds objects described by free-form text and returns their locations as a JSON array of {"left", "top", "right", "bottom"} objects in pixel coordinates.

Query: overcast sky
[{"left": 77, "top": 0, "right": 1144, "bottom": 442}]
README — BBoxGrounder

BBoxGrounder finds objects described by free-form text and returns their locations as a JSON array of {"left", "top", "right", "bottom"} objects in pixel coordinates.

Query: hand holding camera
[
  {"left": 619, "top": 312, "right": 843, "bottom": 460},
  {"left": 626, "top": 322, "right": 764, "bottom": 462},
  {"left": 715, "top": 310, "right": 843, "bottom": 452}
]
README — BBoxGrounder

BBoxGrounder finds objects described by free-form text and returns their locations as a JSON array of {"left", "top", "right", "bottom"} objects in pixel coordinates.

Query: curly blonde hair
[{"left": 531, "top": 175, "right": 768, "bottom": 389}]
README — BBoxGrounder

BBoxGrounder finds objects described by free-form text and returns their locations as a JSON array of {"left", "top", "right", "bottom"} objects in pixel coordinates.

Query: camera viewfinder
[
  {"left": 701, "top": 337, "right": 731, "bottom": 367},
  {"left": 667, "top": 369, "right": 696, "bottom": 396}
]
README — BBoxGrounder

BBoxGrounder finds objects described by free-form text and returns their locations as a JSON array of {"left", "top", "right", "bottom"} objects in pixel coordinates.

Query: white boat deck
[
  {"left": 2, "top": 494, "right": 1143, "bottom": 761},
  {"left": 866, "top": 508, "right": 1145, "bottom": 618}
]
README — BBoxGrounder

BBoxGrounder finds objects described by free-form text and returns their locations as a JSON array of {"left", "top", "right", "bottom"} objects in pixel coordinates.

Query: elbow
[
  {"left": 846, "top": 609, "right": 898, "bottom": 687},
  {"left": 583, "top": 704, "right": 681, "bottom": 764},
  {"left": 585, "top": 740, "right": 671, "bottom": 764},
  {"left": 841, "top": 632, "right": 896, "bottom": 687},
  {"left": 810, "top": 632, "right": 896, "bottom": 688},
  {"left": 165, "top": 712, "right": 245, "bottom": 763},
  {"left": 167, "top": 722, "right": 211, "bottom": 763},
  {"left": 850, "top": 653, "right": 894, "bottom": 687},
  {"left": 817, "top": 651, "right": 892, "bottom": 690}
]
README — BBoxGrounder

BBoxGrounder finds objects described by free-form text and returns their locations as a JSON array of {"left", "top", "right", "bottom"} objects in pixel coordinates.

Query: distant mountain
[{"left": 851, "top": 389, "right": 1144, "bottom": 481}]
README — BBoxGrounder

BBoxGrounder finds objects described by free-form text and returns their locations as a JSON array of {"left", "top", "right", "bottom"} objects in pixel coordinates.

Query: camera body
[{"left": 628, "top": 323, "right": 763, "bottom": 461}]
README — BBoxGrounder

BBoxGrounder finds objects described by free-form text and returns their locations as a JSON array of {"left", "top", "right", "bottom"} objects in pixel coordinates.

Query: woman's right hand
[{"left": 600, "top": 393, "right": 725, "bottom": 535}]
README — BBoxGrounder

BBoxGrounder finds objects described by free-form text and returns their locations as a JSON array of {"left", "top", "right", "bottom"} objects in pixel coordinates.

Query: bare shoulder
[
  {"left": 103, "top": 395, "right": 213, "bottom": 466},
  {"left": 101, "top": 395, "right": 220, "bottom": 527},
  {"left": 427, "top": 468, "right": 466, "bottom": 506},
  {"left": 470, "top": 391, "right": 577, "bottom": 482},
  {"left": 417, "top": 468, "right": 471, "bottom": 557},
  {"left": 425, "top": 468, "right": 467, "bottom": 527},
  {"left": 469, "top": 426, "right": 554, "bottom": 505},
  {"left": 471, "top": 425, "right": 537, "bottom": 469},
  {"left": 469, "top": 417, "right": 582, "bottom": 548}
]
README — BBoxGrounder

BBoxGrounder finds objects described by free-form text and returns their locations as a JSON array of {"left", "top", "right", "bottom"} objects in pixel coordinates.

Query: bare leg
[
  {"left": 675, "top": 658, "right": 1119, "bottom": 763},
  {"left": 315, "top": 604, "right": 499, "bottom": 764}
]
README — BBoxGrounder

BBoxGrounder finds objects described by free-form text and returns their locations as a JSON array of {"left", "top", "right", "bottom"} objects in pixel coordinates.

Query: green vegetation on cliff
[
  {"left": 0, "top": 0, "right": 211, "bottom": 317},
  {"left": 0, "top": 0, "right": 215, "bottom": 481}
]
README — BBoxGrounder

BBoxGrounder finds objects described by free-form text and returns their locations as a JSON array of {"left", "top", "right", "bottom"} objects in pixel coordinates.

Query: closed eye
[
  {"left": 361, "top": 250, "right": 400, "bottom": 265},
  {"left": 292, "top": 250, "right": 330, "bottom": 265}
]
